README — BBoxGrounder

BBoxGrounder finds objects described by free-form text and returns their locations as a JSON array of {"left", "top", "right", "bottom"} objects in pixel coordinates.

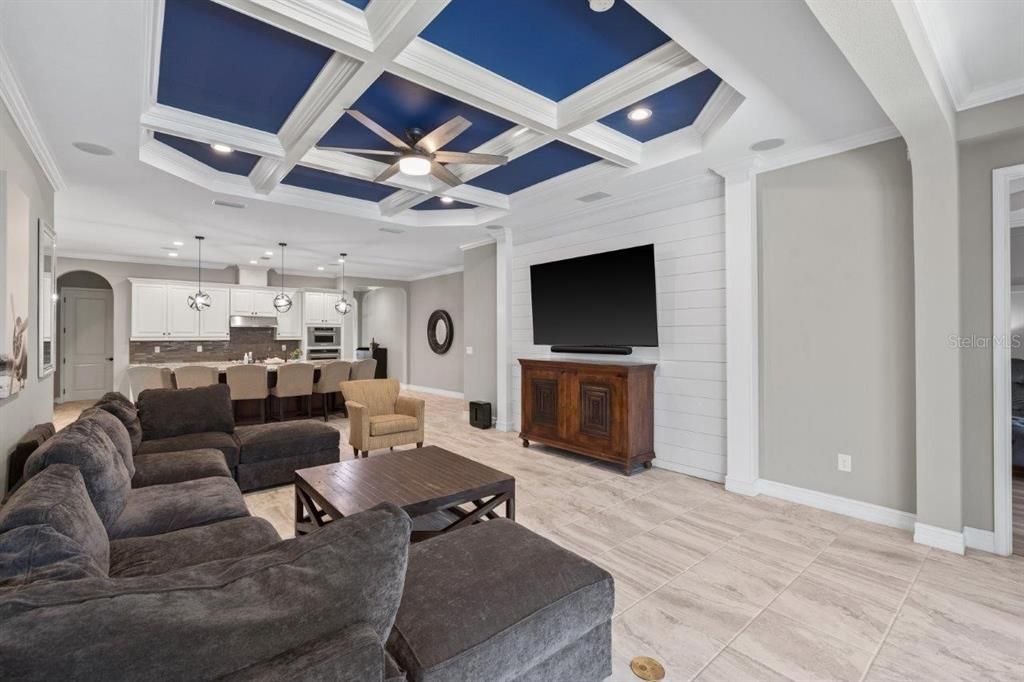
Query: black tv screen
[{"left": 530, "top": 244, "right": 659, "bottom": 347}]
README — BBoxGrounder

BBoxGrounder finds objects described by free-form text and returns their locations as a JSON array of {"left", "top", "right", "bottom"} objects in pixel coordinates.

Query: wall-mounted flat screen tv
[{"left": 530, "top": 244, "right": 659, "bottom": 348}]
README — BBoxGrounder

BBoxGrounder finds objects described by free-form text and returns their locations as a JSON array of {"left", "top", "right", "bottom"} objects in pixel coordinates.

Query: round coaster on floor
[{"left": 630, "top": 656, "right": 666, "bottom": 681}]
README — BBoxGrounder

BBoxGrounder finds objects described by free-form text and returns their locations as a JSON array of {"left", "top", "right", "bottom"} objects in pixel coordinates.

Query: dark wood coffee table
[{"left": 294, "top": 446, "right": 515, "bottom": 541}]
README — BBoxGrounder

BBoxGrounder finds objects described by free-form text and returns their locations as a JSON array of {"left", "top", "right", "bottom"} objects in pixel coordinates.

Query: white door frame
[
  {"left": 60, "top": 286, "right": 114, "bottom": 402},
  {"left": 992, "top": 163, "right": 1024, "bottom": 557}
]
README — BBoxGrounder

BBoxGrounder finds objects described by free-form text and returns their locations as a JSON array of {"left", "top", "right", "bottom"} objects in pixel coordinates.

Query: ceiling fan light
[{"left": 399, "top": 155, "right": 431, "bottom": 176}]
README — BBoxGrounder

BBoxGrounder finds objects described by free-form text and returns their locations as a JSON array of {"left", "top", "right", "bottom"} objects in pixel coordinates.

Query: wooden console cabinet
[{"left": 519, "top": 358, "right": 656, "bottom": 475}]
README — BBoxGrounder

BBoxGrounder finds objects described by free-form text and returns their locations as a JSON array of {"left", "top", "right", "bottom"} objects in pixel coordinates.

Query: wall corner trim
[
  {"left": 724, "top": 476, "right": 760, "bottom": 497},
  {"left": 913, "top": 522, "right": 966, "bottom": 555},
  {"left": 757, "top": 479, "right": 916, "bottom": 530},
  {"left": 0, "top": 42, "right": 66, "bottom": 192},
  {"left": 962, "top": 526, "right": 996, "bottom": 554}
]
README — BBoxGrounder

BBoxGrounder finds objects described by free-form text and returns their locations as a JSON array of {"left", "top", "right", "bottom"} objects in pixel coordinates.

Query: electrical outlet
[
  {"left": 154, "top": 346, "right": 160, "bottom": 354},
  {"left": 281, "top": 344, "right": 286, "bottom": 351},
  {"left": 837, "top": 453, "right": 852, "bottom": 473},
  {"left": 466, "top": 346, "right": 474, "bottom": 355},
  {"left": 196, "top": 345, "right": 203, "bottom": 353}
]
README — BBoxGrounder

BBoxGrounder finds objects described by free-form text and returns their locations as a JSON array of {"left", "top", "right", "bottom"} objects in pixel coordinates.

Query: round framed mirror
[{"left": 427, "top": 309, "right": 454, "bottom": 355}]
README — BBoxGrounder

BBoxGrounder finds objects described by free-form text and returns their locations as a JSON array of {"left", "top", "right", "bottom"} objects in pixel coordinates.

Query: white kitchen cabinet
[
  {"left": 324, "top": 293, "right": 346, "bottom": 325},
  {"left": 254, "top": 289, "right": 278, "bottom": 316},
  {"left": 166, "top": 284, "right": 200, "bottom": 338},
  {"left": 276, "top": 290, "right": 302, "bottom": 339},
  {"left": 303, "top": 291, "right": 326, "bottom": 325},
  {"left": 131, "top": 282, "right": 169, "bottom": 338},
  {"left": 200, "top": 286, "right": 231, "bottom": 339},
  {"left": 231, "top": 288, "right": 278, "bottom": 316}
]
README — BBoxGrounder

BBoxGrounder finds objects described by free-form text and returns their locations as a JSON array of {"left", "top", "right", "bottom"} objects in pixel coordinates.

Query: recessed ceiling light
[
  {"left": 589, "top": 0, "right": 614, "bottom": 11},
  {"left": 72, "top": 141, "right": 114, "bottom": 156},
  {"left": 211, "top": 143, "right": 233, "bottom": 154},
  {"left": 172, "top": 240, "right": 184, "bottom": 247},
  {"left": 750, "top": 138, "right": 785, "bottom": 152},
  {"left": 317, "top": 266, "right": 325, "bottom": 271},
  {"left": 264, "top": 251, "right": 273, "bottom": 256},
  {"left": 440, "top": 196, "right": 454, "bottom": 204},
  {"left": 337, "top": 257, "right": 345, "bottom": 263},
  {"left": 627, "top": 107, "right": 652, "bottom": 122},
  {"left": 168, "top": 252, "right": 178, "bottom": 258},
  {"left": 249, "top": 260, "right": 258, "bottom": 265}
]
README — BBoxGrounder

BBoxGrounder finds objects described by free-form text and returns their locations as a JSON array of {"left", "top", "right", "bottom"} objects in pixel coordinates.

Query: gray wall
[
  {"left": 0, "top": 100, "right": 55, "bottom": 492},
  {"left": 359, "top": 287, "right": 407, "bottom": 382},
  {"left": 407, "top": 272, "right": 463, "bottom": 393},
  {"left": 463, "top": 243, "right": 497, "bottom": 407},
  {"left": 958, "top": 127, "right": 1024, "bottom": 530},
  {"left": 759, "top": 139, "right": 917, "bottom": 512}
]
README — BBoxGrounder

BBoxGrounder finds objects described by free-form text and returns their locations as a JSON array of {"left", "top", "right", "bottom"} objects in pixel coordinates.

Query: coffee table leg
[{"left": 506, "top": 493, "right": 516, "bottom": 520}]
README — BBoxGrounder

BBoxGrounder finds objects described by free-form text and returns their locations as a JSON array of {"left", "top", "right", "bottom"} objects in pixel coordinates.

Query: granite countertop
[{"left": 128, "top": 359, "right": 342, "bottom": 372}]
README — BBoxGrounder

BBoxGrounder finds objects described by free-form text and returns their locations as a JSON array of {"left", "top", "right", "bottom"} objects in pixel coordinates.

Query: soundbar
[{"left": 550, "top": 345, "right": 633, "bottom": 355}]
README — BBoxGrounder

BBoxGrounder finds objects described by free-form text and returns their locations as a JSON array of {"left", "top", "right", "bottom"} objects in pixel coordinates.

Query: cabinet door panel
[
  {"left": 230, "top": 289, "right": 254, "bottom": 316},
  {"left": 131, "top": 283, "right": 168, "bottom": 338},
  {"left": 200, "top": 286, "right": 230, "bottom": 339},
  {"left": 570, "top": 374, "right": 624, "bottom": 457},
  {"left": 522, "top": 368, "right": 562, "bottom": 441},
  {"left": 276, "top": 290, "right": 302, "bottom": 339},
  {"left": 166, "top": 285, "right": 200, "bottom": 338},
  {"left": 253, "top": 289, "right": 278, "bottom": 316},
  {"left": 303, "top": 292, "right": 325, "bottom": 324}
]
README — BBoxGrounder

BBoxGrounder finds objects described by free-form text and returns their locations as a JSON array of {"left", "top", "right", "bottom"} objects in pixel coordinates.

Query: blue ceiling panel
[
  {"left": 281, "top": 166, "right": 399, "bottom": 202},
  {"left": 159, "top": 0, "right": 333, "bottom": 133},
  {"left": 411, "top": 197, "right": 477, "bottom": 211},
  {"left": 599, "top": 70, "right": 722, "bottom": 142},
  {"left": 420, "top": 0, "right": 670, "bottom": 101},
  {"left": 155, "top": 132, "right": 260, "bottom": 175},
  {"left": 467, "top": 141, "right": 599, "bottom": 195},
  {"left": 319, "top": 72, "right": 516, "bottom": 153},
  {"left": 341, "top": 0, "right": 371, "bottom": 9}
]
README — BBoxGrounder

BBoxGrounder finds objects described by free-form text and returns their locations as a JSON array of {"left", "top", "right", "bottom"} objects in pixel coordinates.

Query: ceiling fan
[{"left": 316, "top": 109, "right": 508, "bottom": 188}]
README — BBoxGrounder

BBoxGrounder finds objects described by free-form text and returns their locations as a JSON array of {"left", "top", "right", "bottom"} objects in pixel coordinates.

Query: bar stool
[
  {"left": 226, "top": 365, "right": 269, "bottom": 423},
  {"left": 269, "top": 363, "right": 315, "bottom": 421},
  {"left": 312, "top": 360, "right": 352, "bottom": 421},
  {"left": 173, "top": 365, "right": 219, "bottom": 389},
  {"left": 127, "top": 366, "right": 172, "bottom": 402},
  {"left": 351, "top": 358, "right": 378, "bottom": 380}
]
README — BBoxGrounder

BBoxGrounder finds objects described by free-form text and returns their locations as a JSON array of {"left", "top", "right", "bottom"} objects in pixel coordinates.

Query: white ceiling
[
  {"left": 914, "top": 0, "right": 1024, "bottom": 111},
  {"left": 0, "top": 0, "right": 909, "bottom": 278}
]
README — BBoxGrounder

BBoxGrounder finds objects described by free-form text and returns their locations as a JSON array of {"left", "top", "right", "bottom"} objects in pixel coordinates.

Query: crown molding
[
  {"left": 692, "top": 82, "right": 744, "bottom": 138},
  {"left": 214, "top": 0, "right": 374, "bottom": 57},
  {"left": 0, "top": 41, "right": 66, "bottom": 191},
  {"left": 141, "top": 0, "right": 165, "bottom": 111},
  {"left": 960, "top": 77, "right": 1024, "bottom": 112},
  {"left": 459, "top": 238, "right": 495, "bottom": 251},
  {"left": 754, "top": 125, "right": 901, "bottom": 173},
  {"left": 408, "top": 265, "right": 463, "bottom": 281},
  {"left": 140, "top": 104, "right": 285, "bottom": 158}
]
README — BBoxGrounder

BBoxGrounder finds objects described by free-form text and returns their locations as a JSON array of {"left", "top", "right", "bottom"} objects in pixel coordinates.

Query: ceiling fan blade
[
  {"left": 416, "top": 116, "right": 472, "bottom": 154},
  {"left": 432, "top": 151, "right": 508, "bottom": 166},
  {"left": 345, "top": 110, "right": 410, "bottom": 150},
  {"left": 374, "top": 162, "right": 402, "bottom": 183},
  {"left": 430, "top": 161, "right": 463, "bottom": 187},
  {"left": 317, "top": 146, "right": 402, "bottom": 157}
]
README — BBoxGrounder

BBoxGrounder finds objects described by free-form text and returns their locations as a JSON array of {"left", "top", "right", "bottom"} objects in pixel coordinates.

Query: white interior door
[{"left": 63, "top": 288, "right": 113, "bottom": 401}]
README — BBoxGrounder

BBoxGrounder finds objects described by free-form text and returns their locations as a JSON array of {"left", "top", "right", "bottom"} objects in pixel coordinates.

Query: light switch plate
[
  {"left": 281, "top": 344, "right": 286, "bottom": 351},
  {"left": 196, "top": 345, "right": 203, "bottom": 353},
  {"left": 837, "top": 453, "right": 852, "bottom": 473},
  {"left": 466, "top": 346, "right": 473, "bottom": 355},
  {"left": 154, "top": 346, "right": 160, "bottom": 353}
]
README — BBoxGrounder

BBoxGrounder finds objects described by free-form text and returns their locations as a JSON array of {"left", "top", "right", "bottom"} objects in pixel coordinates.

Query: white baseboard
[
  {"left": 914, "top": 522, "right": 966, "bottom": 555},
  {"left": 400, "top": 384, "right": 464, "bottom": 400},
  {"left": 655, "top": 459, "right": 725, "bottom": 483},
  {"left": 495, "top": 420, "right": 513, "bottom": 432},
  {"left": 962, "top": 526, "right": 995, "bottom": 553},
  {"left": 724, "top": 476, "right": 760, "bottom": 497},
  {"left": 757, "top": 479, "right": 916, "bottom": 531}
]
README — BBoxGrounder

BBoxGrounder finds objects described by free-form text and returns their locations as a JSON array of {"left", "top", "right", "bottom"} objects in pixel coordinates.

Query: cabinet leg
[
  {"left": 416, "top": 441, "right": 423, "bottom": 448},
  {"left": 521, "top": 439, "right": 530, "bottom": 448},
  {"left": 643, "top": 460, "right": 654, "bottom": 470},
  {"left": 352, "top": 446, "right": 359, "bottom": 458}
]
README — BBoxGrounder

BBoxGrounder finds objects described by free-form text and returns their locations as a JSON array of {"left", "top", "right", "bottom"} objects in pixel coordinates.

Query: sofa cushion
[
  {"left": 5, "top": 422, "right": 54, "bottom": 496},
  {"left": 0, "top": 504, "right": 411, "bottom": 680},
  {"left": 137, "top": 383, "right": 234, "bottom": 440},
  {"left": 23, "top": 418, "right": 131, "bottom": 530},
  {"left": 236, "top": 449, "right": 340, "bottom": 492},
  {"left": 95, "top": 393, "right": 143, "bottom": 454},
  {"left": 0, "top": 464, "right": 109, "bottom": 573},
  {"left": 234, "top": 421, "right": 340, "bottom": 465},
  {"left": 0, "top": 525, "right": 106, "bottom": 589},
  {"left": 79, "top": 407, "right": 135, "bottom": 479},
  {"left": 108, "top": 477, "right": 250, "bottom": 540},
  {"left": 136, "top": 431, "right": 240, "bottom": 468},
  {"left": 387, "top": 519, "right": 614, "bottom": 682},
  {"left": 109, "top": 516, "right": 279, "bottom": 578},
  {"left": 131, "top": 448, "right": 231, "bottom": 488},
  {"left": 370, "top": 414, "right": 419, "bottom": 437}
]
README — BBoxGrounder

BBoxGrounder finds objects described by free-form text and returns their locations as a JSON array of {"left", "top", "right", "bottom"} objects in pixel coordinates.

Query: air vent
[
  {"left": 213, "top": 199, "right": 246, "bottom": 209},
  {"left": 576, "top": 191, "right": 611, "bottom": 203},
  {"left": 379, "top": 227, "right": 405, "bottom": 234}
]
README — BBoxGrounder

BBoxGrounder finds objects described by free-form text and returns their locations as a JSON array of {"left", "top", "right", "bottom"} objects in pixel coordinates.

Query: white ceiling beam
[
  {"left": 212, "top": 0, "right": 374, "bottom": 58},
  {"left": 557, "top": 42, "right": 706, "bottom": 129},
  {"left": 140, "top": 103, "right": 285, "bottom": 158}
]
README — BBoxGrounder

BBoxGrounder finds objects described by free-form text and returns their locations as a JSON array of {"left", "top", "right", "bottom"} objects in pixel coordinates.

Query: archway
[{"left": 55, "top": 270, "right": 113, "bottom": 408}]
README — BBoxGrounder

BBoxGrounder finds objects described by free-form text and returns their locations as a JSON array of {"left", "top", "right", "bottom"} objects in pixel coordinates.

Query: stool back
[
  {"left": 226, "top": 365, "right": 269, "bottom": 400},
  {"left": 274, "top": 363, "right": 315, "bottom": 398},
  {"left": 351, "top": 358, "right": 377, "bottom": 380},
  {"left": 174, "top": 365, "right": 219, "bottom": 389},
  {"left": 314, "top": 361, "right": 352, "bottom": 393}
]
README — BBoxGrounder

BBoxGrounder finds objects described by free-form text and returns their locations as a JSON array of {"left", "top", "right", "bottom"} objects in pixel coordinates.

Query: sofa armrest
[
  {"left": 395, "top": 395, "right": 424, "bottom": 424},
  {"left": 346, "top": 400, "right": 371, "bottom": 451},
  {"left": 220, "top": 622, "right": 387, "bottom": 682}
]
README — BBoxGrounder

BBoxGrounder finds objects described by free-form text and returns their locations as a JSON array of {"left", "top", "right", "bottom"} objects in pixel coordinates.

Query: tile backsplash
[{"left": 130, "top": 327, "right": 300, "bottom": 363}]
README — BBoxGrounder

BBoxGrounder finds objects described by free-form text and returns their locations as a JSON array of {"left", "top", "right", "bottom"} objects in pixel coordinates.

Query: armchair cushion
[
  {"left": 341, "top": 379, "right": 400, "bottom": 417},
  {"left": 0, "top": 504, "right": 412, "bottom": 680},
  {"left": 137, "top": 383, "right": 235, "bottom": 440},
  {"left": 370, "top": 415, "right": 420, "bottom": 437}
]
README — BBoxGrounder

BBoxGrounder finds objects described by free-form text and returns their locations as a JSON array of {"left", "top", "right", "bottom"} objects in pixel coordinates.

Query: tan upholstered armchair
[{"left": 340, "top": 379, "right": 424, "bottom": 457}]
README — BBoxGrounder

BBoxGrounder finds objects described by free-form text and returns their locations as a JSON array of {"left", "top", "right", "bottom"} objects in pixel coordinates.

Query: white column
[
  {"left": 719, "top": 164, "right": 760, "bottom": 495},
  {"left": 494, "top": 227, "right": 513, "bottom": 431}
]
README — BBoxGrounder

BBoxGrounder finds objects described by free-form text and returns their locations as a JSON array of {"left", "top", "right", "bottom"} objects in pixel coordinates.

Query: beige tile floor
[{"left": 56, "top": 394, "right": 1024, "bottom": 681}]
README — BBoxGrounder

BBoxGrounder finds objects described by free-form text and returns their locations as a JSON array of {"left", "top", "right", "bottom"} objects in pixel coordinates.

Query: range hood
[{"left": 230, "top": 315, "right": 278, "bottom": 328}]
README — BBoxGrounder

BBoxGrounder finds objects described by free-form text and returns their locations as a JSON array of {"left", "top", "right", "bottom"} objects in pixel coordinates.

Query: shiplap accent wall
[{"left": 509, "top": 174, "right": 727, "bottom": 481}]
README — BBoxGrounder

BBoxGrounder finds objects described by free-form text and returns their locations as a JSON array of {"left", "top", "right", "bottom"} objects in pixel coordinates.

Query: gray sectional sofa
[{"left": 0, "top": 390, "right": 615, "bottom": 680}]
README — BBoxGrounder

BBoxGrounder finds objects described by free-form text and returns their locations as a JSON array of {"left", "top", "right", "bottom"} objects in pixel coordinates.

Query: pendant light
[
  {"left": 187, "top": 236, "right": 212, "bottom": 311},
  {"left": 273, "top": 242, "right": 293, "bottom": 313},
  {"left": 335, "top": 252, "right": 352, "bottom": 315}
]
